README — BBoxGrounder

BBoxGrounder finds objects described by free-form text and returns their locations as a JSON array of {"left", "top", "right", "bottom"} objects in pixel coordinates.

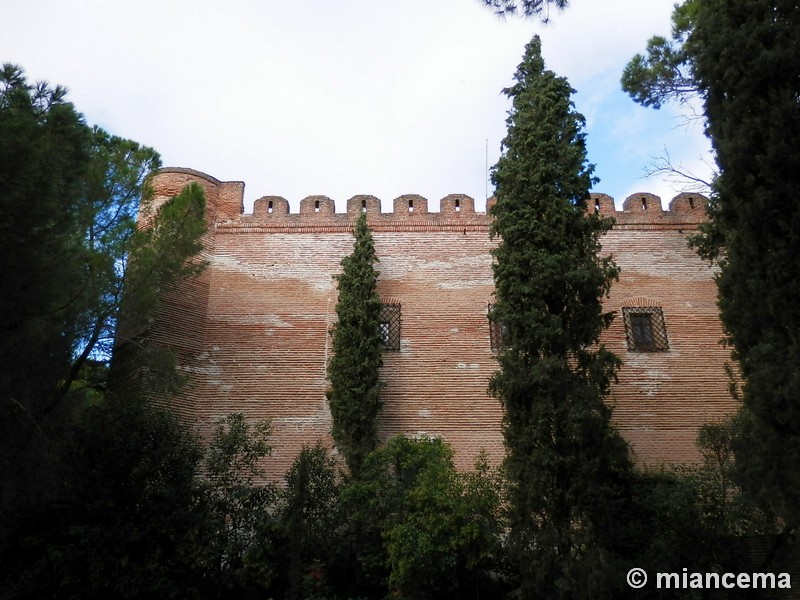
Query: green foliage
[
  {"left": 0, "top": 65, "right": 208, "bottom": 512},
  {"left": 687, "top": 0, "right": 800, "bottom": 531},
  {"left": 0, "top": 65, "right": 218, "bottom": 598},
  {"left": 0, "top": 406, "right": 285, "bottom": 600},
  {"left": 617, "top": 421, "right": 775, "bottom": 600},
  {"left": 0, "top": 396, "right": 210, "bottom": 600},
  {"left": 620, "top": 471, "right": 718, "bottom": 600},
  {"left": 340, "top": 436, "right": 505, "bottom": 599},
  {"left": 279, "top": 443, "right": 341, "bottom": 599},
  {"left": 121, "top": 181, "right": 207, "bottom": 336},
  {"left": 0, "top": 64, "right": 92, "bottom": 494},
  {"left": 620, "top": 0, "right": 699, "bottom": 109},
  {"left": 327, "top": 212, "right": 384, "bottom": 477},
  {"left": 384, "top": 446, "right": 506, "bottom": 599},
  {"left": 489, "top": 36, "right": 633, "bottom": 598},
  {"left": 109, "top": 180, "right": 208, "bottom": 399},
  {"left": 481, "top": 0, "right": 567, "bottom": 20},
  {"left": 204, "top": 413, "right": 275, "bottom": 586},
  {"left": 624, "top": 0, "right": 800, "bottom": 531},
  {"left": 684, "top": 418, "right": 772, "bottom": 537},
  {"left": 72, "top": 127, "right": 163, "bottom": 365},
  {"left": 207, "top": 413, "right": 272, "bottom": 490}
]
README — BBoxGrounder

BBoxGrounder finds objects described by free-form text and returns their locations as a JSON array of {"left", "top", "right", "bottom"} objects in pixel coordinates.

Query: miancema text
[{"left": 658, "top": 569, "right": 791, "bottom": 590}]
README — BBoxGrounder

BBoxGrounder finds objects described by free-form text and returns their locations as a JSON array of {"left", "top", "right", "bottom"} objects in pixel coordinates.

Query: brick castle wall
[{"left": 147, "top": 168, "right": 734, "bottom": 480}]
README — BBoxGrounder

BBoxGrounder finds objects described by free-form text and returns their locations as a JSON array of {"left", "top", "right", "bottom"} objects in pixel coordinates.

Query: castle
[{"left": 144, "top": 167, "right": 736, "bottom": 480}]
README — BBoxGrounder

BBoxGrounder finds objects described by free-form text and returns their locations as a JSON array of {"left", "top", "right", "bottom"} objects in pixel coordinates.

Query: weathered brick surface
[{"left": 148, "top": 168, "right": 734, "bottom": 479}]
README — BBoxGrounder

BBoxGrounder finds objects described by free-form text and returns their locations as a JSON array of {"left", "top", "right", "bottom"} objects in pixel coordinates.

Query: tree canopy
[
  {"left": 620, "top": 0, "right": 700, "bottom": 109},
  {"left": 481, "top": 0, "right": 568, "bottom": 20},
  {"left": 0, "top": 64, "right": 206, "bottom": 430},
  {"left": 623, "top": 0, "right": 800, "bottom": 534},
  {"left": 691, "top": 0, "right": 800, "bottom": 531},
  {"left": 489, "top": 35, "right": 632, "bottom": 599},
  {"left": 0, "top": 64, "right": 92, "bottom": 471},
  {"left": 0, "top": 63, "right": 207, "bottom": 524},
  {"left": 0, "top": 65, "right": 277, "bottom": 595},
  {"left": 340, "top": 436, "right": 505, "bottom": 599}
]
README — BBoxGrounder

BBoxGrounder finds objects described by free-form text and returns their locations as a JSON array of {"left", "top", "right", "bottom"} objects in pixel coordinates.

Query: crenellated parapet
[
  {"left": 149, "top": 168, "right": 709, "bottom": 232},
  {"left": 145, "top": 167, "right": 733, "bottom": 476},
  {"left": 146, "top": 167, "right": 244, "bottom": 224},
  {"left": 605, "top": 191, "right": 709, "bottom": 228}
]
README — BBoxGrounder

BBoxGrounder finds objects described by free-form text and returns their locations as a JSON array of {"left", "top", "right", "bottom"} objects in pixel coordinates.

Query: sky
[{"left": 1, "top": 0, "right": 714, "bottom": 213}]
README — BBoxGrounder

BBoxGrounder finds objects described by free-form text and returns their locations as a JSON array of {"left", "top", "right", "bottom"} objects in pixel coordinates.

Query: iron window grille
[
  {"left": 622, "top": 306, "right": 669, "bottom": 352},
  {"left": 379, "top": 303, "right": 401, "bottom": 351},
  {"left": 488, "top": 303, "right": 506, "bottom": 351}
]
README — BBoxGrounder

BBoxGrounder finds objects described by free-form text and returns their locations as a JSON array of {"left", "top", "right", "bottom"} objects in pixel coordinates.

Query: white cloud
[{"left": 1, "top": 0, "right": 708, "bottom": 212}]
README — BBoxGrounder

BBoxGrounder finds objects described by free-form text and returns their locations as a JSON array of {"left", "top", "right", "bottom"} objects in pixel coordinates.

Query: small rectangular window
[
  {"left": 623, "top": 307, "right": 669, "bottom": 352},
  {"left": 379, "top": 303, "right": 401, "bottom": 351},
  {"left": 487, "top": 303, "right": 506, "bottom": 351}
]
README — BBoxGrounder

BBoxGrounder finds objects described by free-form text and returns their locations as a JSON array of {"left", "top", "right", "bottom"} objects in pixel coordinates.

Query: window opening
[
  {"left": 641, "top": 197, "right": 648, "bottom": 211},
  {"left": 361, "top": 198, "right": 367, "bottom": 212},
  {"left": 408, "top": 198, "right": 414, "bottom": 212},
  {"left": 268, "top": 200, "right": 273, "bottom": 214},
  {"left": 314, "top": 199, "right": 320, "bottom": 213},
  {"left": 379, "top": 303, "right": 401, "bottom": 351},
  {"left": 622, "top": 306, "right": 669, "bottom": 352},
  {"left": 487, "top": 303, "right": 506, "bottom": 351},
  {"left": 455, "top": 198, "right": 461, "bottom": 212},
  {"left": 594, "top": 197, "right": 601, "bottom": 213}
]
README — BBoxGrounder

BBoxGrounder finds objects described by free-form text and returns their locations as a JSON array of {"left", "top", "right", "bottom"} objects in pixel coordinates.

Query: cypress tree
[
  {"left": 691, "top": 0, "right": 800, "bottom": 530},
  {"left": 327, "top": 212, "right": 384, "bottom": 477},
  {"left": 489, "top": 36, "right": 632, "bottom": 598}
]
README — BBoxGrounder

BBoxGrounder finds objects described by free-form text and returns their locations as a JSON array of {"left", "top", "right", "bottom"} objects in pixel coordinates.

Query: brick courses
[{"left": 146, "top": 168, "right": 735, "bottom": 480}]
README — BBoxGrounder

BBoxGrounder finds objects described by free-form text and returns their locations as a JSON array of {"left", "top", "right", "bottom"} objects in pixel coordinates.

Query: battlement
[
  {"left": 151, "top": 168, "right": 709, "bottom": 231},
  {"left": 146, "top": 167, "right": 733, "bottom": 478}
]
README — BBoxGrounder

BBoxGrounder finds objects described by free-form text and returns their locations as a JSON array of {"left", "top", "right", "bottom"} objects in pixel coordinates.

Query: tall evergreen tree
[
  {"left": 691, "top": 0, "right": 800, "bottom": 531},
  {"left": 623, "top": 0, "right": 800, "bottom": 533},
  {"left": 489, "top": 36, "right": 632, "bottom": 598},
  {"left": 327, "top": 212, "right": 383, "bottom": 477}
]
